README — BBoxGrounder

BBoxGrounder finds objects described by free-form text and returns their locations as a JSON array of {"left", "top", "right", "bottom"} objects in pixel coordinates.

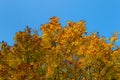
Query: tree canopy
[{"left": 0, "top": 16, "right": 120, "bottom": 80}]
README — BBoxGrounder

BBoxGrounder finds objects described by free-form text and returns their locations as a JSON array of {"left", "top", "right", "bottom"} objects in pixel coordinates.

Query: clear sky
[{"left": 0, "top": 0, "right": 120, "bottom": 46}]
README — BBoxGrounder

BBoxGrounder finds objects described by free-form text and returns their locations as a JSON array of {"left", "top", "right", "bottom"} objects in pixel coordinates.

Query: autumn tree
[{"left": 0, "top": 16, "right": 120, "bottom": 80}]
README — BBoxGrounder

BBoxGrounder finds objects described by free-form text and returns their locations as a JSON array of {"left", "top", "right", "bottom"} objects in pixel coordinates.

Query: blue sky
[{"left": 0, "top": 0, "right": 120, "bottom": 46}]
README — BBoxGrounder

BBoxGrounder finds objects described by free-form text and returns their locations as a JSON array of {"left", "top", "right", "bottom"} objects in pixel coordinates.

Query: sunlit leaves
[{"left": 0, "top": 16, "right": 120, "bottom": 79}]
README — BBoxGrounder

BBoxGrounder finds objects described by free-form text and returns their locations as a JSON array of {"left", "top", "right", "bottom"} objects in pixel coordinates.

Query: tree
[{"left": 0, "top": 16, "right": 120, "bottom": 80}]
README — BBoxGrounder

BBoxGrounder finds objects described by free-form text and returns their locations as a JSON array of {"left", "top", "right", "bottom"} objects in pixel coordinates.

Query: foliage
[{"left": 0, "top": 16, "right": 120, "bottom": 80}]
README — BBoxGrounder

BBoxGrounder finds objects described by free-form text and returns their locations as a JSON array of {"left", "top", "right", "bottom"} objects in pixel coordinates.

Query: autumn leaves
[{"left": 0, "top": 16, "right": 120, "bottom": 79}]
